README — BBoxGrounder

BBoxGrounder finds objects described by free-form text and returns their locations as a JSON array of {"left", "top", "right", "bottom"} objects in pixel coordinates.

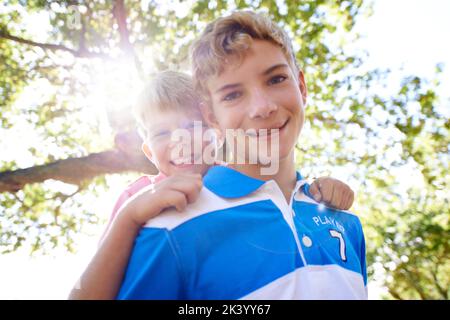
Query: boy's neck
[{"left": 229, "top": 151, "right": 297, "bottom": 203}]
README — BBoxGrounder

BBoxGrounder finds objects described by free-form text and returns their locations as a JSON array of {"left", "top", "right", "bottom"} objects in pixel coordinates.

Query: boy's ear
[
  {"left": 297, "top": 70, "right": 307, "bottom": 106},
  {"left": 199, "top": 101, "right": 220, "bottom": 130},
  {"left": 141, "top": 142, "right": 153, "bottom": 161}
]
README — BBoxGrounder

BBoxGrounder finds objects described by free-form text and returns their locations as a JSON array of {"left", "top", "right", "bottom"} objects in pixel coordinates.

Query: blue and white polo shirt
[{"left": 117, "top": 165, "right": 367, "bottom": 300}]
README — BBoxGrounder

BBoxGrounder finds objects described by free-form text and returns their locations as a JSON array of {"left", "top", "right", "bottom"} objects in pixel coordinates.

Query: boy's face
[
  {"left": 204, "top": 39, "right": 307, "bottom": 166},
  {"left": 142, "top": 110, "right": 211, "bottom": 176}
]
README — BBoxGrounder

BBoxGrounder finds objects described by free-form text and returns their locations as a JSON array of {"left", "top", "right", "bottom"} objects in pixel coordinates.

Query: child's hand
[
  {"left": 309, "top": 177, "right": 354, "bottom": 210},
  {"left": 120, "top": 172, "right": 203, "bottom": 227}
]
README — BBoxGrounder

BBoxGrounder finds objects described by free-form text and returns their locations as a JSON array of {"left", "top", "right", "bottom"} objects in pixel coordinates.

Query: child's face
[
  {"left": 142, "top": 110, "right": 211, "bottom": 176},
  {"left": 205, "top": 39, "right": 307, "bottom": 165}
]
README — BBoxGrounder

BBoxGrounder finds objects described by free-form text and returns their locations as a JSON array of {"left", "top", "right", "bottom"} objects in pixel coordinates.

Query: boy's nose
[{"left": 248, "top": 88, "right": 277, "bottom": 119}]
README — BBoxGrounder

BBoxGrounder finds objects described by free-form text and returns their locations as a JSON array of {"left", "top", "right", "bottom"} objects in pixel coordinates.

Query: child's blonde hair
[
  {"left": 190, "top": 10, "right": 299, "bottom": 100},
  {"left": 133, "top": 70, "right": 201, "bottom": 140}
]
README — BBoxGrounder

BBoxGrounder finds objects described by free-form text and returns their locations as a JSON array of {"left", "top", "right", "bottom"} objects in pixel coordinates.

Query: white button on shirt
[{"left": 302, "top": 235, "right": 313, "bottom": 247}]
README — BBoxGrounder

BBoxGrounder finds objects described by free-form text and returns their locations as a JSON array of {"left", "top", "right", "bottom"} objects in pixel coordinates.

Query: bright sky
[
  {"left": 1, "top": 0, "right": 449, "bottom": 299},
  {"left": 355, "top": 0, "right": 450, "bottom": 104}
]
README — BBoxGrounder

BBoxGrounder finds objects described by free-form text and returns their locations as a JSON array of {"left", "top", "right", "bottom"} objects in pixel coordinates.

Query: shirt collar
[{"left": 203, "top": 165, "right": 304, "bottom": 198}]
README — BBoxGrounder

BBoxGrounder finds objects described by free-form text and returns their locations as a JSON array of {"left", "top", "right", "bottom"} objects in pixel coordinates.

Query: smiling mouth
[{"left": 246, "top": 119, "right": 289, "bottom": 137}]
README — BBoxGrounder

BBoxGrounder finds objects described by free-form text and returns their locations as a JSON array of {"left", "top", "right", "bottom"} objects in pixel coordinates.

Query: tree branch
[
  {"left": 0, "top": 30, "right": 109, "bottom": 59},
  {"left": 113, "top": 0, "right": 132, "bottom": 53},
  {"left": 112, "top": 0, "right": 144, "bottom": 79},
  {"left": 402, "top": 267, "right": 428, "bottom": 299},
  {"left": 388, "top": 287, "right": 403, "bottom": 300},
  {"left": 431, "top": 262, "right": 448, "bottom": 299},
  {"left": 0, "top": 148, "right": 157, "bottom": 193},
  {"left": 53, "top": 186, "right": 83, "bottom": 225}
]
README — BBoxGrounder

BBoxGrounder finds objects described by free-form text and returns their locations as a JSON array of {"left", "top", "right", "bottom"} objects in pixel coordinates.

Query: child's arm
[
  {"left": 68, "top": 172, "right": 203, "bottom": 300},
  {"left": 309, "top": 177, "right": 355, "bottom": 210}
]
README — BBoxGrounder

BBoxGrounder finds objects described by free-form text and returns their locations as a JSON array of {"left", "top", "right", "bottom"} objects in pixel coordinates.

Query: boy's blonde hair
[
  {"left": 133, "top": 70, "right": 201, "bottom": 140},
  {"left": 190, "top": 10, "right": 299, "bottom": 100}
]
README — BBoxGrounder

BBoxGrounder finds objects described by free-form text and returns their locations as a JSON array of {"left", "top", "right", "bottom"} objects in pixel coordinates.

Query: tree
[
  {"left": 0, "top": 0, "right": 448, "bottom": 299},
  {"left": 359, "top": 73, "right": 449, "bottom": 299}
]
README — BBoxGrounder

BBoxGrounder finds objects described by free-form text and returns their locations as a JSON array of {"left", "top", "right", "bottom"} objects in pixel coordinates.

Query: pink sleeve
[
  {"left": 98, "top": 190, "right": 133, "bottom": 245},
  {"left": 99, "top": 176, "right": 153, "bottom": 244}
]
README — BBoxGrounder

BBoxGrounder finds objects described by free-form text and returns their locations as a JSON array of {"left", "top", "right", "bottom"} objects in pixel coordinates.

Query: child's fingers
[
  {"left": 311, "top": 177, "right": 355, "bottom": 210},
  {"left": 169, "top": 190, "right": 188, "bottom": 212},
  {"left": 168, "top": 178, "right": 203, "bottom": 204},
  {"left": 309, "top": 180, "right": 322, "bottom": 202},
  {"left": 341, "top": 190, "right": 350, "bottom": 210},
  {"left": 319, "top": 181, "right": 334, "bottom": 204},
  {"left": 342, "top": 189, "right": 354, "bottom": 210},
  {"left": 348, "top": 190, "right": 355, "bottom": 209},
  {"left": 332, "top": 183, "right": 344, "bottom": 209},
  {"left": 133, "top": 189, "right": 186, "bottom": 223},
  {"left": 338, "top": 188, "right": 349, "bottom": 210}
]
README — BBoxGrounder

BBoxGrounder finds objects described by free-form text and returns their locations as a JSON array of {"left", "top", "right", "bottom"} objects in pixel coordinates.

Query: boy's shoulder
[
  {"left": 142, "top": 185, "right": 236, "bottom": 230},
  {"left": 142, "top": 166, "right": 267, "bottom": 230},
  {"left": 140, "top": 166, "right": 294, "bottom": 230}
]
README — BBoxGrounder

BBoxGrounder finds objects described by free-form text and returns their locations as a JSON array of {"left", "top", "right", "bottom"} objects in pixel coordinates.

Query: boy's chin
[{"left": 241, "top": 145, "right": 294, "bottom": 163}]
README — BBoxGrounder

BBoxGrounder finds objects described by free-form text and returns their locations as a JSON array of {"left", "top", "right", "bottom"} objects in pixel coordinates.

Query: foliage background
[{"left": 0, "top": 0, "right": 448, "bottom": 299}]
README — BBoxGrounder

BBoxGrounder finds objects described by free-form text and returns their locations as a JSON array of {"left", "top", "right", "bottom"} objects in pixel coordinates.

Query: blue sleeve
[{"left": 116, "top": 228, "right": 186, "bottom": 299}]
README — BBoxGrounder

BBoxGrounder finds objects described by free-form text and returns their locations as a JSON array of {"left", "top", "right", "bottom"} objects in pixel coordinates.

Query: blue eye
[
  {"left": 222, "top": 91, "right": 242, "bottom": 102},
  {"left": 269, "top": 75, "right": 287, "bottom": 85}
]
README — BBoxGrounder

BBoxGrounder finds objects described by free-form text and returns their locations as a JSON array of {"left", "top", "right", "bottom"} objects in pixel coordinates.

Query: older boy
[
  {"left": 69, "top": 70, "right": 355, "bottom": 299},
  {"left": 116, "top": 11, "right": 367, "bottom": 299}
]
